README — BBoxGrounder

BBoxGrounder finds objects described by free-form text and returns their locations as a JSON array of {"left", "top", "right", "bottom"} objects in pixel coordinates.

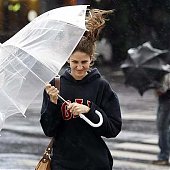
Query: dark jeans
[{"left": 157, "top": 99, "right": 170, "bottom": 160}]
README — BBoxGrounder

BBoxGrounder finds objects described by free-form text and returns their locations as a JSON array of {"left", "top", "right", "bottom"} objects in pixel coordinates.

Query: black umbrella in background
[{"left": 121, "top": 42, "right": 170, "bottom": 95}]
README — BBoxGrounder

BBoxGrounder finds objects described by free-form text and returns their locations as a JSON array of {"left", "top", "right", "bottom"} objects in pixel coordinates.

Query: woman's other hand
[{"left": 67, "top": 102, "right": 90, "bottom": 116}]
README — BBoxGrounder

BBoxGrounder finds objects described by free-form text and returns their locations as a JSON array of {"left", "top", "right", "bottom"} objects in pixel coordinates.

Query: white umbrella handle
[
  {"left": 79, "top": 110, "right": 103, "bottom": 127},
  {"left": 57, "top": 95, "right": 103, "bottom": 127}
]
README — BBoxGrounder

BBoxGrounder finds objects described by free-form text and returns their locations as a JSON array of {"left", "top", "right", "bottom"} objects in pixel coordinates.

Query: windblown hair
[
  {"left": 73, "top": 9, "right": 113, "bottom": 62},
  {"left": 85, "top": 9, "right": 113, "bottom": 42}
]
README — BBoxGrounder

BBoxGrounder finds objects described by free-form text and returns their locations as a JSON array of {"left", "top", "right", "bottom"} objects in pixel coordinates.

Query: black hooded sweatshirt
[{"left": 40, "top": 68, "right": 122, "bottom": 170}]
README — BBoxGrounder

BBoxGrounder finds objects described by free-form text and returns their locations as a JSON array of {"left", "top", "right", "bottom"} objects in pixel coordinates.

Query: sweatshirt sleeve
[
  {"left": 40, "top": 85, "right": 63, "bottom": 137},
  {"left": 85, "top": 82, "right": 122, "bottom": 138}
]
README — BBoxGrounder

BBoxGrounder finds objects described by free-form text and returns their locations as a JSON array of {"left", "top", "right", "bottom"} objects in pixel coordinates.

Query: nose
[{"left": 77, "top": 64, "right": 83, "bottom": 70}]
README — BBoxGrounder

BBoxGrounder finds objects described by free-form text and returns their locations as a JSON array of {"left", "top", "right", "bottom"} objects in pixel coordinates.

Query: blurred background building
[
  {"left": 0, "top": 0, "right": 170, "bottom": 67},
  {"left": 0, "top": 0, "right": 40, "bottom": 41}
]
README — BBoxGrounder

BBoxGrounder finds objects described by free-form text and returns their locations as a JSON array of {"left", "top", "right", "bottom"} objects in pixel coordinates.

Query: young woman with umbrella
[{"left": 40, "top": 9, "right": 122, "bottom": 170}]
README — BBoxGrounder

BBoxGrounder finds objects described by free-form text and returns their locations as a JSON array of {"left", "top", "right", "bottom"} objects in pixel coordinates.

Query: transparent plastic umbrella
[
  {"left": 0, "top": 5, "right": 87, "bottom": 131},
  {"left": 0, "top": 5, "right": 103, "bottom": 131}
]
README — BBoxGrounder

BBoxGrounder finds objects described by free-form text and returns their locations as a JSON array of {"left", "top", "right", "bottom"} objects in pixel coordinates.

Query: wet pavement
[{"left": 0, "top": 66, "right": 169, "bottom": 170}]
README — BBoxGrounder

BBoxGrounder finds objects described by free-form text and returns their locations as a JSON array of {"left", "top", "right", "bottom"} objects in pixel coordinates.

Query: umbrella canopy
[
  {"left": 0, "top": 5, "right": 87, "bottom": 130},
  {"left": 121, "top": 42, "right": 170, "bottom": 95}
]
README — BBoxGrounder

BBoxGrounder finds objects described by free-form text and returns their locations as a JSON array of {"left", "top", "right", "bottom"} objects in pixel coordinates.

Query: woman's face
[{"left": 68, "top": 51, "right": 92, "bottom": 80}]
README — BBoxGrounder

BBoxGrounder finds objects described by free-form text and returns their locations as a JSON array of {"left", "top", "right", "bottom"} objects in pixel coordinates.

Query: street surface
[{"left": 0, "top": 66, "right": 169, "bottom": 170}]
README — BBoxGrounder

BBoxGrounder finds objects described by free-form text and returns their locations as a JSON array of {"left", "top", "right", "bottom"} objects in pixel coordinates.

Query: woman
[{"left": 40, "top": 9, "right": 122, "bottom": 170}]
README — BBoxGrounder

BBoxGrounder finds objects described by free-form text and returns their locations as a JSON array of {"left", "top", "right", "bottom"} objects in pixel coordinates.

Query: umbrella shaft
[{"left": 57, "top": 94, "right": 69, "bottom": 105}]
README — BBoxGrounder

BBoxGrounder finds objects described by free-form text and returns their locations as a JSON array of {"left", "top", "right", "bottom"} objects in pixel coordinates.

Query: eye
[
  {"left": 71, "top": 60, "right": 79, "bottom": 64},
  {"left": 81, "top": 61, "right": 89, "bottom": 64}
]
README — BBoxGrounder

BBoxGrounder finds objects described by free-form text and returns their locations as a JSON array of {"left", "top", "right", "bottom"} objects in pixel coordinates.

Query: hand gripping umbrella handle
[
  {"left": 79, "top": 110, "right": 103, "bottom": 127},
  {"left": 57, "top": 95, "right": 103, "bottom": 127}
]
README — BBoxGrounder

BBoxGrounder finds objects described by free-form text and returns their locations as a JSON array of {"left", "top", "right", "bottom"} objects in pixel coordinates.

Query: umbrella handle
[
  {"left": 57, "top": 95, "right": 103, "bottom": 127},
  {"left": 79, "top": 110, "right": 103, "bottom": 127}
]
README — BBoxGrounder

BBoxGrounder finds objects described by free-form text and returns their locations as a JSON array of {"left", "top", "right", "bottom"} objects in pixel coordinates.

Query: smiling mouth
[{"left": 76, "top": 70, "right": 84, "bottom": 73}]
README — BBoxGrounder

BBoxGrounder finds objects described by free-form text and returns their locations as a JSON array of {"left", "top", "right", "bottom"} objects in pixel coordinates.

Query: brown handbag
[{"left": 35, "top": 77, "right": 60, "bottom": 170}]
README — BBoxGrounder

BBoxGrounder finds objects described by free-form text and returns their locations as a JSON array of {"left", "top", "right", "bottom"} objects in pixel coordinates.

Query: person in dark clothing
[
  {"left": 40, "top": 9, "right": 122, "bottom": 170},
  {"left": 152, "top": 73, "right": 170, "bottom": 166}
]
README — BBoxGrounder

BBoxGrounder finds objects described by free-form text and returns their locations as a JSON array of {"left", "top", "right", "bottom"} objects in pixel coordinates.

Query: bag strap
[
  {"left": 41, "top": 138, "right": 54, "bottom": 163},
  {"left": 46, "top": 138, "right": 54, "bottom": 153},
  {"left": 55, "top": 76, "right": 60, "bottom": 91},
  {"left": 44, "top": 76, "right": 60, "bottom": 157}
]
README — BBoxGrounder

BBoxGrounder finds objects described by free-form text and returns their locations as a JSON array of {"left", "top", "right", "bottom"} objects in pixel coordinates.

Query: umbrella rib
[
  {"left": 2, "top": 45, "right": 50, "bottom": 84},
  {"left": 142, "top": 65, "right": 164, "bottom": 70},
  {"left": 0, "top": 49, "right": 26, "bottom": 80},
  {"left": 0, "top": 52, "right": 15, "bottom": 71},
  {"left": 1, "top": 89, "right": 23, "bottom": 115}
]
